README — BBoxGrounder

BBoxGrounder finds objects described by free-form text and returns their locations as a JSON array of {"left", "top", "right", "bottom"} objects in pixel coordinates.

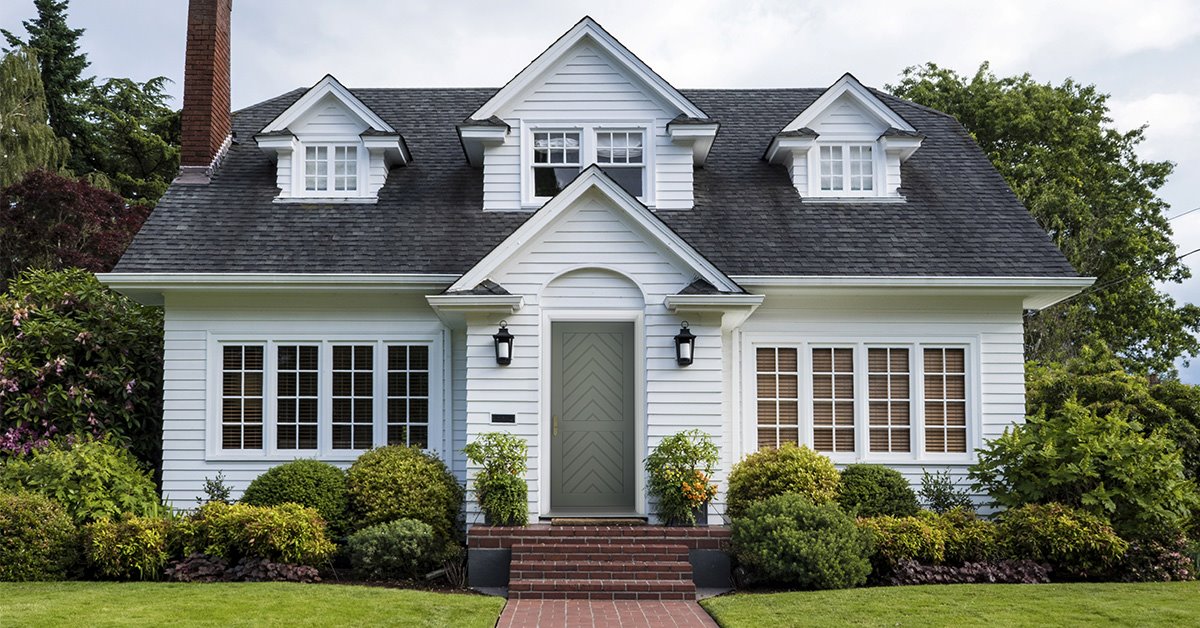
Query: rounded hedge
[
  {"left": 997, "top": 502, "right": 1128, "bottom": 580},
  {"left": 857, "top": 515, "right": 946, "bottom": 575},
  {"left": 731, "top": 493, "right": 872, "bottom": 589},
  {"left": 346, "top": 446, "right": 464, "bottom": 539},
  {"left": 726, "top": 444, "right": 840, "bottom": 519},
  {"left": 241, "top": 460, "right": 348, "bottom": 534},
  {"left": 175, "top": 502, "right": 336, "bottom": 565},
  {"left": 83, "top": 514, "right": 172, "bottom": 580},
  {"left": 0, "top": 492, "right": 78, "bottom": 581},
  {"left": 347, "top": 519, "right": 446, "bottom": 580},
  {"left": 837, "top": 464, "right": 919, "bottom": 517}
]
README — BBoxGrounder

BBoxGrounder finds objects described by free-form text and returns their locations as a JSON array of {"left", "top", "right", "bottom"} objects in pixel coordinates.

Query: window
[
  {"left": 812, "top": 348, "right": 855, "bottom": 452},
  {"left": 818, "top": 144, "right": 873, "bottom": 192},
  {"left": 756, "top": 348, "right": 799, "bottom": 449},
  {"left": 277, "top": 345, "right": 319, "bottom": 450},
  {"left": 332, "top": 345, "right": 374, "bottom": 450},
  {"left": 222, "top": 346, "right": 263, "bottom": 450},
  {"left": 596, "top": 131, "right": 644, "bottom": 197},
  {"left": 924, "top": 348, "right": 967, "bottom": 453},
  {"left": 387, "top": 345, "right": 430, "bottom": 448},
  {"left": 304, "top": 145, "right": 357, "bottom": 193},
  {"left": 532, "top": 131, "right": 581, "bottom": 197},
  {"left": 868, "top": 348, "right": 910, "bottom": 453}
]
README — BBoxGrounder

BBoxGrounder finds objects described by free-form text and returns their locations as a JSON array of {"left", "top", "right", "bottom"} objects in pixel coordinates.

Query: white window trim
[
  {"left": 290, "top": 140, "right": 368, "bottom": 199},
  {"left": 742, "top": 334, "right": 980, "bottom": 464},
  {"left": 520, "top": 121, "right": 656, "bottom": 208},
  {"left": 205, "top": 332, "right": 445, "bottom": 462},
  {"left": 806, "top": 141, "right": 883, "bottom": 199}
]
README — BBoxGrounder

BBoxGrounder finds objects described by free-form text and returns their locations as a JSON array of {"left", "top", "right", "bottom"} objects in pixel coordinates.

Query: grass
[
  {"left": 700, "top": 582, "right": 1200, "bottom": 628},
  {"left": 0, "top": 582, "right": 505, "bottom": 628}
]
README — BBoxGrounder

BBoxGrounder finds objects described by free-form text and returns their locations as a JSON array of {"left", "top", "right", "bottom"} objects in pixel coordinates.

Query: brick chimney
[{"left": 177, "top": 0, "right": 233, "bottom": 184}]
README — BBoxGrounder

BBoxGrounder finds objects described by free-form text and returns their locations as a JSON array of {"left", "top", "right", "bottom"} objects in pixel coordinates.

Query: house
[{"left": 100, "top": 0, "right": 1092, "bottom": 524}]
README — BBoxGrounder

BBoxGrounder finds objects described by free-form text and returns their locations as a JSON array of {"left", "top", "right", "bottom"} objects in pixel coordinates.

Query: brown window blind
[
  {"left": 332, "top": 345, "right": 374, "bottom": 450},
  {"left": 222, "top": 345, "right": 264, "bottom": 450},
  {"left": 813, "top": 347, "right": 855, "bottom": 452},
  {"left": 277, "top": 345, "right": 319, "bottom": 450},
  {"left": 755, "top": 347, "right": 799, "bottom": 449},
  {"left": 868, "top": 347, "right": 910, "bottom": 452},
  {"left": 387, "top": 345, "right": 430, "bottom": 448},
  {"left": 924, "top": 348, "right": 967, "bottom": 453}
]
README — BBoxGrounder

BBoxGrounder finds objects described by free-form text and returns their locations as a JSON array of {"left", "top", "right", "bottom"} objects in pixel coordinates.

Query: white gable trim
[
  {"left": 448, "top": 165, "right": 741, "bottom": 294},
  {"left": 782, "top": 73, "right": 915, "bottom": 135},
  {"left": 261, "top": 75, "right": 394, "bottom": 134},
  {"left": 469, "top": 17, "right": 707, "bottom": 121}
]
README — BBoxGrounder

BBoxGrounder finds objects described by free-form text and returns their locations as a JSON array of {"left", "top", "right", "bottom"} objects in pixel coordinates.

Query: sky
[{"left": 3, "top": 0, "right": 1198, "bottom": 378}]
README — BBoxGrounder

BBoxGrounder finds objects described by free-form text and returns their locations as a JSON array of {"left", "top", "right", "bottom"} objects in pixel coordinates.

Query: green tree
[
  {"left": 890, "top": 63, "right": 1198, "bottom": 375},
  {"left": 0, "top": 47, "right": 68, "bottom": 186},
  {"left": 85, "top": 77, "right": 180, "bottom": 205},
  {"left": 3, "top": 0, "right": 94, "bottom": 176}
]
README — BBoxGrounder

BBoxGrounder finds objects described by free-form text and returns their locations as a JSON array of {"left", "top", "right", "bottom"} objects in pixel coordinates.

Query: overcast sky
[{"left": 4, "top": 0, "right": 1198, "bottom": 378}]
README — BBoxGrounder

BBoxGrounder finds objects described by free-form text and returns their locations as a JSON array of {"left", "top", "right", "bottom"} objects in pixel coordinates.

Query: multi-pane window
[
  {"left": 813, "top": 348, "right": 855, "bottom": 452},
  {"left": 333, "top": 146, "right": 357, "bottom": 191},
  {"left": 277, "top": 345, "right": 319, "bottom": 450},
  {"left": 596, "top": 131, "right": 644, "bottom": 197},
  {"left": 924, "top": 348, "right": 967, "bottom": 453},
  {"left": 332, "top": 345, "right": 374, "bottom": 450},
  {"left": 387, "top": 346, "right": 430, "bottom": 448},
  {"left": 755, "top": 348, "right": 800, "bottom": 449},
  {"left": 304, "top": 146, "right": 328, "bottom": 191},
  {"left": 305, "top": 145, "right": 357, "bottom": 192},
  {"left": 867, "top": 348, "right": 910, "bottom": 453},
  {"left": 222, "top": 346, "right": 264, "bottom": 450},
  {"left": 532, "top": 131, "right": 581, "bottom": 197},
  {"left": 819, "top": 144, "right": 873, "bottom": 192}
]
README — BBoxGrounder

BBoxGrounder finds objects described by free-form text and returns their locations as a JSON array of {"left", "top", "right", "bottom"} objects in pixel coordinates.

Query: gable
[
  {"left": 260, "top": 74, "right": 393, "bottom": 135},
  {"left": 808, "top": 93, "right": 889, "bottom": 138},
  {"left": 289, "top": 94, "right": 370, "bottom": 137},
  {"left": 781, "top": 73, "right": 914, "bottom": 136}
]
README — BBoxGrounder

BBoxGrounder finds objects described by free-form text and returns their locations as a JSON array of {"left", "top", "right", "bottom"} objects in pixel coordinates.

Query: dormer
[
  {"left": 765, "top": 74, "right": 923, "bottom": 201},
  {"left": 255, "top": 75, "right": 410, "bottom": 203},
  {"left": 459, "top": 17, "right": 717, "bottom": 211}
]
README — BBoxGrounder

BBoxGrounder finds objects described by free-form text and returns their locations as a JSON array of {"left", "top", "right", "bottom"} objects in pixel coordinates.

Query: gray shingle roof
[{"left": 113, "top": 87, "right": 1077, "bottom": 278}]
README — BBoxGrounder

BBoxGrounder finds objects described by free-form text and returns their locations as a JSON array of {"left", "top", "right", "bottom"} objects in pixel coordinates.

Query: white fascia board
[
  {"left": 729, "top": 275, "right": 1095, "bottom": 310},
  {"left": 880, "top": 135, "right": 923, "bottom": 161},
  {"left": 425, "top": 294, "right": 524, "bottom": 312},
  {"left": 783, "top": 74, "right": 916, "bottom": 134},
  {"left": 260, "top": 75, "right": 394, "bottom": 134},
  {"left": 765, "top": 136, "right": 816, "bottom": 164},
  {"left": 470, "top": 17, "right": 707, "bottom": 120},
  {"left": 458, "top": 126, "right": 510, "bottom": 167},
  {"left": 668, "top": 124, "right": 719, "bottom": 166},
  {"left": 361, "top": 136, "right": 409, "bottom": 165},
  {"left": 664, "top": 294, "right": 765, "bottom": 330},
  {"left": 254, "top": 134, "right": 296, "bottom": 157},
  {"left": 97, "top": 273, "right": 459, "bottom": 305}
]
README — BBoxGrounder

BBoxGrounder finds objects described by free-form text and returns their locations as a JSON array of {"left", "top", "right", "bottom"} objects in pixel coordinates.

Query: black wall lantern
[
  {"left": 674, "top": 321, "right": 696, "bottom": 366},
  {"left": 493, "top": 321, "right": 514, "bottom": 366}
]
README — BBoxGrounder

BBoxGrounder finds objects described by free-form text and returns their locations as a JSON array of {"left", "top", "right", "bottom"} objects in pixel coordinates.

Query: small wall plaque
[{"left": 491, "top": 413, "right": 516, "bottom": 424}]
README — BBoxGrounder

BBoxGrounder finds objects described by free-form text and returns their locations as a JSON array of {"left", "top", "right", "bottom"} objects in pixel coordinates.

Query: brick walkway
[{"left": 497, "top": 599, "right": 719, "bottom": 628}]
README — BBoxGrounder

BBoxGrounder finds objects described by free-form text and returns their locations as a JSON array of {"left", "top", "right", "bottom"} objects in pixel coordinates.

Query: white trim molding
[
  {"left": 729, "top": 275, "right": 1095, "bottom": 311},
  {"left": 261, "top": 75, "right": 394, "bottom": 134},
  {"left": 782, "top": 73, "right": 916, "bottom": 135},
  {"left": 97, "top": 273, "right": 459, "bottom": 305}
]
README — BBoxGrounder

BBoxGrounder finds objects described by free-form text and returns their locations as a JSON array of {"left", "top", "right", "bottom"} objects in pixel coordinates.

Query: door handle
[{"left": 553, "top": 415, "right": 559, "bottom": 437}]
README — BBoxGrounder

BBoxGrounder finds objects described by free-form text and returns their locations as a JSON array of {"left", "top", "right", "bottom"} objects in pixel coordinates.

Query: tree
[
  {"left": 3, "top": 0, "right": 94, "bottom": 176},
  {"left": 890, "top": 63, "right": 1199, "bottom": 375},
  {"left": 86, "top": 77, "right": 180, "bottom": 205},
  {"left": 0, "top": 46, "right": 69, "bottom": 186},
  {"left": 0, "top": 169, "right": 150, "bottom": 286}
]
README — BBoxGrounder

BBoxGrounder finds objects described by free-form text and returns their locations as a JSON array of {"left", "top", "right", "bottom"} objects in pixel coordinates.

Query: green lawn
[
  {"left": 701, "top": 582, "right": 1200, "bottom": 628},
  {"left": 0, "top": 582, "right": 505, "bottom": 628}
]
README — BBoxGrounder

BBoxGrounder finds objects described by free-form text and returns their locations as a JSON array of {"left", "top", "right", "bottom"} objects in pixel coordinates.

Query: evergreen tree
[
  {"left": 86, "top": 77, "right": 180, "bottom": 205},
  {"left": 0, "top": 47, "right": 69, "bottom": 186}
]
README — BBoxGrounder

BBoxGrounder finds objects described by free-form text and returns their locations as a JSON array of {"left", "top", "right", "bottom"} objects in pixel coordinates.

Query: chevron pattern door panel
[{"left": 551, "top": 322, "right": 636, "bottom": 511}]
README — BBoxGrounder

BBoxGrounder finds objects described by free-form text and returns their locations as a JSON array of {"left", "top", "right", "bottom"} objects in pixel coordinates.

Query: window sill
[
  {"left": 801, "top": 195, "right": 906, "bottom": 204},
  {"left": 273, "top": 196, "right": 378, "bottom": 204},
  {"left": 205, "top": 451, "right": 368, "bottom": 463}
]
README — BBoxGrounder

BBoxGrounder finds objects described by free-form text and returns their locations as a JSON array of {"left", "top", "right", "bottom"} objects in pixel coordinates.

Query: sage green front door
[{"left": 550, "top": 322, "right": 636, "bottom": 512}]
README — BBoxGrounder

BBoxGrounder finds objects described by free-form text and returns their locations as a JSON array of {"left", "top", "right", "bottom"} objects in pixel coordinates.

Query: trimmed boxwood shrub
[
  {"left": 82, "top": 514, "right": 172, "bottom": 580},
  {"left": 241, "top": 460, "right": 348, "bottom": 535},
  {"left": 731, "top": 493, "right": 873, "bottom": 589},
  {"left": 837, "top": 464, "right": 919, "bottom": 517},
  {"left": 726, "top": 444, "right": 840, "bottom": 519},
  {"left": 347, "top": 519, "right": 447, "bottom": 580},
  {"left": 346, "top": 446, "right": 464, "bottom": 539},
  {"left": 997, "top": 503, "right": 1128, "bottom": 580},
  {"left": 174, "top": 502, "right": 336, "bottom": 565},
  {"left": 0, "top": 492, "right": 78, "bottom": 581},
  {"left": 857, "top": 515, "right": 946, "bottom": 573}
]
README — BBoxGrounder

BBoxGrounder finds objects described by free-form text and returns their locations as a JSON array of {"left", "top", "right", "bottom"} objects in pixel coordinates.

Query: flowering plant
[{"left": 645, "top": 430, "right": 719, "bottom": 526}]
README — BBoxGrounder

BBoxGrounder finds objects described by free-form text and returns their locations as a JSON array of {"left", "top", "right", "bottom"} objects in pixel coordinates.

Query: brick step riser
[
  {"left": 510, "top": 561, "right": 692, "bottom": 575},
  {"left": 509, "top": 591, "right": 693, "bottom": 601},
  {"left": 511, "top": 570, "right": 693, "bottom": 581},
  {"left": 470, "top": 538, "right": 727, "bottom": 550},
  {"left": 509, "top": 580, "right": 695, "bottom": 594},
  {"left": 514, "top": 553, "right": 687, "bottom": 563}
]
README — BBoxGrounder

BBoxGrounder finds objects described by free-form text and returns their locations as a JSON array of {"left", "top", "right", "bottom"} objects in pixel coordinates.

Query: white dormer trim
[
  {"left": 468, "top": 17, "right": 708, "bottom": 121},
  {"left": 261, "top": 75, "right": 394, "bottom": 134},
  {"left": 449, "top": 165, "right": 742, "bottom": 294},
  {"left": 782, "top": 73, "right": 915, "bottom": 135}
]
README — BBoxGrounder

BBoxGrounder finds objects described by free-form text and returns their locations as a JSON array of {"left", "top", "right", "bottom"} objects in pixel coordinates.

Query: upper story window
[
  {"left": 527, "top": 125, "right": 651, "bottom": 204},
  {"left": 819, "top": 144, "right": 873, "bottom": 193},
  {"left": 596, "top": 131, "right": 644, "bottom": 197},
  {"left": 305, "top": 145, "right": 358, "bottom": 193},
  {"left": 533, "top": 131, "right": 581, "bottom": 197}
]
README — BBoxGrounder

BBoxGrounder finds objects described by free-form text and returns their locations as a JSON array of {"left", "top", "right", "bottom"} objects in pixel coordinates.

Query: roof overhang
[
  {"left": 260, "top": 75, "right": 394, "bottom": 134},
  {"left": 664, "top": 293, "right": 765, "bottom": 329},
  {"left": 361, "top": 133, "right": 411, "bottom": 166},
  {"left": 457, "top": 122, "right": 510, "bottom": 167},
  {"left": 729, "top": 275, "right": 1095, "bottom": 311},
  {"left": 781, "top": 73, "right": 916, "bottom": 135},
  {"left": 879, "top": 133, "right": 923, "bottom": 161},
  {"left": 425, "top": 294, "right": 524, "bottom": 329},
  {"left": 764, "top": 134, "right": 818, "bottom": 164},
  {"left": 97, "top": 273, "right": 458, "bottom": 306},
  {"left": 667, "top": 120, "right": 720, "bottom": 166}
]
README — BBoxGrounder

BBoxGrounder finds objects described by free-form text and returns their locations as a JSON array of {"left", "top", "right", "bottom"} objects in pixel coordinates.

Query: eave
[
  {"left": 728, "top": 275, "right": 1095, "bottom": 311},
  {"left": 96, "top": 273, "right": 459, "bottom": 305}
]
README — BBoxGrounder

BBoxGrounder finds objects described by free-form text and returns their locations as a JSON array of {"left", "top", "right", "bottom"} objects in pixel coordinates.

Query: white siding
[
  {"left": 289, "top": 95, "right": 369, "bottom": 136},
  {"left": 274, "top": 148, "right": 293, "bottom": 198},
  {"left": 809, "top": 93, "right": 887, "bottom": 138},
  {"left": 884, "top": 151, "right": 902, "bottom": 195}
]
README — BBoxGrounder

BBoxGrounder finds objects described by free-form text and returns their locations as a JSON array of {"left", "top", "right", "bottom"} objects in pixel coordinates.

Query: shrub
[
  {"left": 0, "top": 268, "right": 162, "bottom": 468},
  {"left": 346, "top": 519, "right": 447, "bottom": 581},
  {"left": 837, "top": 465, "right": 919, "bottom": 517},
  {"left": 463, "top": 433, "right": 528, "bottom": 526},
  {"left": 644, "top": 429, "right": 719, "bottom": 525},
  {"left": 857, "top": 515, "right": 946, "bottom": 573},
  {"left": 197, "top": 472, "right": 232, "bottom": 506},
  {"left": 731, "top": 493, "right": 872, "bottom": 589},
  {"left": 241, "top": 460, "right": 348, "bottom": 534},
  {"left": 919, "top": 469, "right": 974, "bottom": 514},
  {"left": 346, "top": 446, "right": 464, "bottom": 538},
  {"left": 726, "top": 444, "right": 840, "bottom": 519},
  {"left": 82, "top": 514, "right": 171, "bottom": 580},
  {"left": 0, "top": 436, "right": 162, "bottom": 523},
  {"left": 1117, "top": 535, "right": 1195, "bottom": 582},
  {"left": 884, "top": 559, "right": 1050, "bottom": 586},
  {"left": 175, "top": 502, "right": 335, "bottom": 565},
  {"left": 923, "top": 507, "right": 998, "bottom": 564},
  {"left": 971, "top": 398, "right": 1199, "bottom": 541},
  {"left": 0, "top": 491, "right": 78, "bottom": 581},
  {"left": 996, "top": 503, "right": 1128, "bottom": 580}
]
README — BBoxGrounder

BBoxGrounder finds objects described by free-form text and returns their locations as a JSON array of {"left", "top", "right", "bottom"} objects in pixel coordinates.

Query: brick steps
[
  {"left": 512, "top": 543, "right": 689, "bottom": 563},
  {"left": 510, "top": 559, "right": 693, "bottom": 580},
  {"left": 508, "top": 578, "right": 697, "bottom": 600}
]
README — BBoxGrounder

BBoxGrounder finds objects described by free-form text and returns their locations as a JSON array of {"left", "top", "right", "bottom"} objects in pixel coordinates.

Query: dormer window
[
  {"left": 533, "top": 131, "right": 581, "bottom": 197},
  {"left": 597, "top": 131, "right": 644, "bottom": 197},
  {"left": 526, "top": 125, "right": 652, "bottom": 206},
  {"left": 304, "top": 146, "right": 359, "bottom": 193},
  {"left": 818, "top": 144, "right": 874, "bottom": 193}
]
